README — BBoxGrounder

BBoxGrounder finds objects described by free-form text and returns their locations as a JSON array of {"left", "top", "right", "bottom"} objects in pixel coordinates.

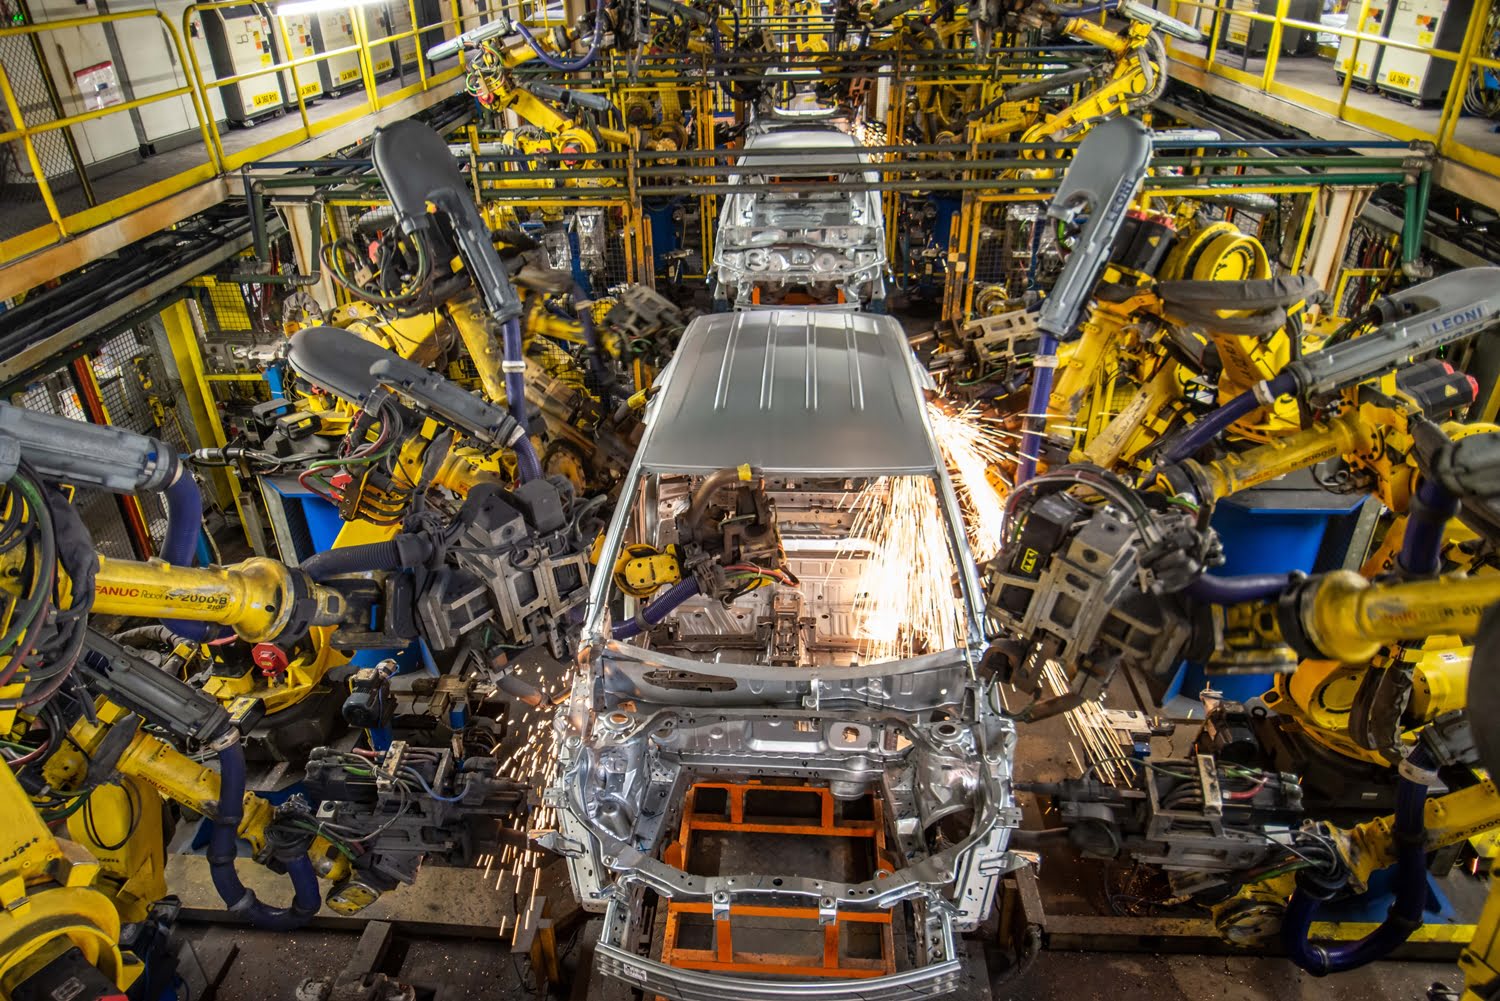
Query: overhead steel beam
[
  {"left": 1168, "top": 58, "right": 1500, "bottom": 213},
  {"left": 0, "top": 220, "right": 277, "bottom": 391}
]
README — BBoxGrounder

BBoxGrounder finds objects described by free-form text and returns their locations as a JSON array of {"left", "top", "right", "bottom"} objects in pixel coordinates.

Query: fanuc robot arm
[
  {"left": 0, "top": 397, "right": 539, "bottom": 957},
  {"left": 967, "top": 0, "right": 1200, "bottom": 143},
  {"left": 1013, "top": 115, "right": 1153, "bottom": 484},
  {"left": 986, "top": 266, "right": 1500, "bottom": 720},
  {"left": 984, "top": 265, "right": 1500, "bottom": 975}
]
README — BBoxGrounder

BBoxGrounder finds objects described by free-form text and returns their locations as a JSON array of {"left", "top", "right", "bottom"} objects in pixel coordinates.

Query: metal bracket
[
  {"left": 531, "top": 831, "right": 586, "bottom": 858},
  {"left": 818, "top": 896, "right": 838, "bottom": 926}
]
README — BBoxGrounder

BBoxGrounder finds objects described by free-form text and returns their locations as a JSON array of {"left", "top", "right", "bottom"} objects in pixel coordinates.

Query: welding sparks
[
  {"left": 854, "top": 120, "right": 888, "bottom": 148},
  {"left": 846, "top": 476, "right": 962, "bottom": 663},
  {"left": 473, "top": 656, "right": 580, "bottom": 936},
  {"left": 1041, "top": 657, "right": 1132, "bottom": 786},
  {"left": 926, "top": 400, "right": 1009, "bottom": 561}
]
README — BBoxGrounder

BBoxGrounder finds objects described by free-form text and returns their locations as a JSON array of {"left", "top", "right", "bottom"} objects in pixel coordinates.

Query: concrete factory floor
[
  {"left": 174, "top": 663, "right": 1487, "bottom": 1000},
  {"left": 180, "top": 922, "right": 1459, "bottom": 1000}
]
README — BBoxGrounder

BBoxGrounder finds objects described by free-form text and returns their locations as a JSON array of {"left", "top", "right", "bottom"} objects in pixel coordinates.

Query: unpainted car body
[
  {"left": 711, "top": 127, "right": 889, "bottom": 312},
  {"left": 547, "top": 309, "right": 1022, "bottom": 1000}
]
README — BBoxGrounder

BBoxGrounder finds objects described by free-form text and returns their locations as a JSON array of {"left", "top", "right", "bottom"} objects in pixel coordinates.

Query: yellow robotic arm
[
  {"left": 0, "top": 759, "right": 140, "bottom": 1000},
  {"left": 88, "top": 556, "right": 348, "bottom": 645},
  {"left": 1019, "top": 13, "right": 1167, "bottom": 145}
]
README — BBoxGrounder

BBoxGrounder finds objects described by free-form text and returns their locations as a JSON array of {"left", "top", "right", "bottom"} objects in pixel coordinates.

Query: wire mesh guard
[
  {"left": 10, "top": 326, "right": 190, "bottom": 560},
  {"left": 0, "top": 36, "right": 94, "bottom": 240}
]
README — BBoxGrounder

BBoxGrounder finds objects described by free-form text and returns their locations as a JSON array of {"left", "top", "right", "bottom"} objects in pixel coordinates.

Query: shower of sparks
[
  {"left": 1041, "top": 658, "right": 1132, "bottom": 786},
  {"left": 846, "top": 475, "right": 962, "bottom": 663},
  {"left": 926, "top": 400, "right": 1009, "bottom": 561},
  {"left": 475, "top": 655, "right": 582, "bottom": 942},
  {"left": 855, "top": 120, "right": 887, "bottom": 147}
]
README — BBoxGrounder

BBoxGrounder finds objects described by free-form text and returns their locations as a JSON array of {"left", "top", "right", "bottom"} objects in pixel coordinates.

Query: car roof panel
[{"left": 638, "top": 309, "right": 940, "bottom": 476}]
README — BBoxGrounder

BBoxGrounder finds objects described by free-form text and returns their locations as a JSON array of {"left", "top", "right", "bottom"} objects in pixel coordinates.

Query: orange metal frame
[{"left": 658, "top": 782, "right": 897, "bottom": 979}]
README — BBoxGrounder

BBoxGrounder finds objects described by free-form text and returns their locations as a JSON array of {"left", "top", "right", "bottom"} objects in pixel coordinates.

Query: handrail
[
  {"left": 0, "top": 8, "right": 218, "bottom": 250},
  {"left": 0, "top": 0, "right": 1494, "bottom": 278},
  {"left": 0, "top": 0, "right": 471, "bottom": 266},
  {"left": 1160, "top": 0, "right": 1500, "bottom": 182},
  {"left": 1167, "top": 0, "right": 1467, "bottom": 63}
]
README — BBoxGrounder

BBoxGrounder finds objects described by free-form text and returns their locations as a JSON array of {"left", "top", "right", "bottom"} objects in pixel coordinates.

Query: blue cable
[
  {"left": 515, "top": 0, "right": 605, "bottom": 72},
  {"left": 402, "top": 766, "right": 467, "bottom": 803}
]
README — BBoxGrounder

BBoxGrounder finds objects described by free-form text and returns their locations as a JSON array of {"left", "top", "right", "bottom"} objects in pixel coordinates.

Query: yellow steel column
[
  {"left": 1261, "top": 0, "right": 1291, "bottom": 91},
  {"left": 273, "top": 14, "right": 315, "bottom": 141},
  {"left": 159, "top": 300, "right": 252, "bottom": 543},
  {"left": 698, "top": 86, "right": 716, "bottom": 272},
  {"left": 1290, "top": 189, "right": 1317, "bottom": 272}
]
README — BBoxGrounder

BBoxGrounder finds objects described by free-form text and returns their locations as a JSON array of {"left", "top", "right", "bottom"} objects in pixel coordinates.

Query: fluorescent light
[{"left": 275, "top": 0, "right": 381, "bottom": 17}]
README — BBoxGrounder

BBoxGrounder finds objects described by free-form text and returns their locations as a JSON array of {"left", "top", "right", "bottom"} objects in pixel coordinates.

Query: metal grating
[
  {"left": 90, "top": 328, "right": 192, "bottom": 549},
  {"left": 0, "top": 25, "right": 92, "bottom": 239},
  {"left": 190, "top": 276, "right": 258, "bottom": 333},
  {"left": 971, "top": 204, "right": 1047, "bottom": 305}
]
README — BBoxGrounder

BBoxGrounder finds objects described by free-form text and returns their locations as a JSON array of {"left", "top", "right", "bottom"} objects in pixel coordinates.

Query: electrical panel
[
  {"left": 200, "top": 3, "right": 285, "bottom": 125},
  {"left": 1377, "top": 0, "right": 1475, "bottom": 103},
  {"left": 1335, "top": 1, "right": 1392, "bottom": 86},
  {"left": 363, "top": 2, "right": 418, "bottom": 82},
  {"left": 77, "top": 0, "right": 226, "bottom": 155},
  {"left": 310, "top": 10, "right": 363, "bottom": 96},
  {"left": 269, "top": 11, "right": 325, "bottom": 107},
  {"left": 1217, "top": 0, "right": 1320, "bottom": 55}
]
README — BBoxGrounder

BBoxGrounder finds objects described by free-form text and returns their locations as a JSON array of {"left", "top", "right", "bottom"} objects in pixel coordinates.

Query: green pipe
[
  {"left": 225, "top": 199, "right": 324, "bottom": 287},
  {"left": 1149, "top": 172, "right": 1408, "bottom": 187},
  {"left": 1402, "top": 166, "right": 1433, "bottom": 265},
  {"left": 420, "top": 172, "right": 1413, "bottom": 201}
]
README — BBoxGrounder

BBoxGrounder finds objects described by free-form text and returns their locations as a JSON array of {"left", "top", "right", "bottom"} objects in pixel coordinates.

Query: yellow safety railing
[
  {"left": 0, "top": 9, "right": 221, "bottom": 261},
  {"left": 1162, "top": 0, "right": 1500, "bottom": 179},
  {"left": 0, "top": 0, "right": 487, "bottom": 267},
  {"left": 180, "top": 0, "right": 480, "bottom": 171}
]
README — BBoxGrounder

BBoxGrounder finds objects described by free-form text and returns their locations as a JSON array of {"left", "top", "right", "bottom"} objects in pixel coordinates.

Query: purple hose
[
  {"left": 1398, "top": 479, "right": 1458, "bottom": 578},
  {"left": 1043, "top": 1, "right": 1112, "bottom": 13},
  {"left": 501, "top": 317, "right": 542, "bottom": 482},
  {"left": 515, "top": 0, "right": 604, "bottom": 72},
  {"left": 1162, "top": 371, "right": 1298, "bottom": 465},
  {"left": 1186, "top": 573, "right": 1292, "bottom": 604},
  {"left": 160, "top": 468, "right": 214, "bottom": 641},
  {"left": 1282, "top": 744, "right": 1435, "bottom": 974},
  {"left": 209, "top": 741, "right": 321, "bottom": 930},
  {"left": 613, "top": 577, "right": 701, "bottom": 640},
  {"left": 1015, "top": 333, "right": 1058, "bottom": 485}
]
